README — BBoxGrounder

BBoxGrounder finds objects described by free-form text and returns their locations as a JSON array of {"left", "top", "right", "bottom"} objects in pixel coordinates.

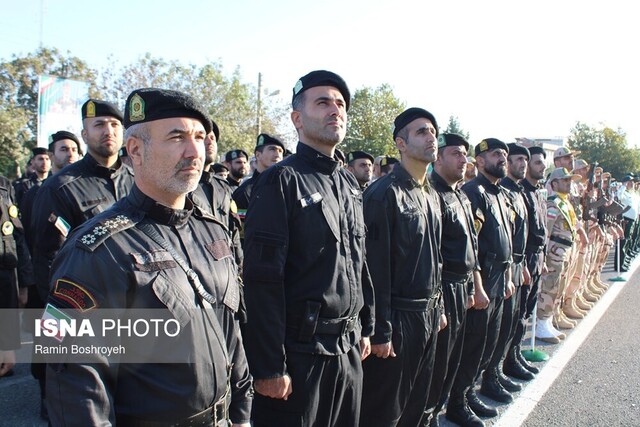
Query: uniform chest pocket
[
  {"left": 296, "top": 193, "right": 340, "bottom": 244},
  {"left": 81, "top": 197, "right": 109, "bottom": 218},
  {"left": 151, "top": 270, "right": 195, "bottom": 328}
]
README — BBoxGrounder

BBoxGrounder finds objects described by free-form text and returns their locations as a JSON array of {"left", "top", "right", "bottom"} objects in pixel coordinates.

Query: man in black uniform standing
[
  {"left": 447, "top": 138, "right": 513, "bottom": 427},
  {"left": 424, "top": 133, "right": 480, "bottom": 427},
  {"left": 232, "top": 133, "right": 285, "bottom": 216},
  {"left": 45, "top": 88, "right": 251, "bottom": 426},
  {"left": 346, "top": 150, "right": 374, "bottom": 191},
  {"left": 360, "top": 108, "right": 445, "bottom": 427},
  {"left": 243, "top": 70, "right": 374, "bottom": 426},
  {"left": 14, "top": 147, "right": 51, "bottom": 207},
  {"left": 224, "top": 149, "right": 250, "bottom": 187}
]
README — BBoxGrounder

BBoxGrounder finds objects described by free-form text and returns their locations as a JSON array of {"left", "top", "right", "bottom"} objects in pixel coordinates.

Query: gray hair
[{"left": 124, "top": 123, "right": 150, "bottom": 145}]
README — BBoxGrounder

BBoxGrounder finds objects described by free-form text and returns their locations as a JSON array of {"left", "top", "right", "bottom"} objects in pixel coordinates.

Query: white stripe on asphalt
[{"left": 494, "top": 270, "right": 631, "bottom": 427}]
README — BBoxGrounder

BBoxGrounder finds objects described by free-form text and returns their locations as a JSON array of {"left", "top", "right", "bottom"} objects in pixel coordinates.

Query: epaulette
[{"left": 76, "top": 211, "right": 141, "bottom": 252}]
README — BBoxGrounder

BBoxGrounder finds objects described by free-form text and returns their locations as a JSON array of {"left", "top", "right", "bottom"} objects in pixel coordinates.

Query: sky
[{"left": 1, "top": 0, "right": 639, "bottom": 147}]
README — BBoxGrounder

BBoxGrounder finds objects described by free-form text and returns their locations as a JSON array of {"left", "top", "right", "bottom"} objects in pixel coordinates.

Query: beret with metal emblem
[
  {"left": 123, "top": 88, "right": 212, "bottom": 134},
  {"left": 438, "top": 133, "right": 469, "bottom": 151},
  {"left": 255, "top": 133, "right": 285, "bottom": 151},
  {"left": 393, "top": 107, "right": 439, "bottom": 140},
  {"left": 225, "top": 149, "right": 249, "bottom": 163},
  {"left": 292, "top": 70, "right": 351, "bottom": 111},
  {"left": 81, "top": 99, "right": 123, "bottom": 122},
  {"left": 475, "top": 138, "right": 509, "bottom": 156},
  {"left": 346, "top": 150, "right": 374, "bottom": 164}
]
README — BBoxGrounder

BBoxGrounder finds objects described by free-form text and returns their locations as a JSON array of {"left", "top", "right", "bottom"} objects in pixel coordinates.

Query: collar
[
  {"left": 389, "top": 163, "right": 430, "bottom": 190},
  {"left": 128, "top": 185, "right": 193, "bottom": 226},
  {"left": 296, "top": 142, "right": 340, "bottom": 174},
  {"left": 83, "top": 153, "right": 125, "bottom": 179},
  {"left": 501, "top": 176, "right": 524, "bottom": 191},
  {"left": 477, "top": 172, "right": 502, "bottom": 193},
  {"left": 430, "top": 170, "right": 456, "bottom": 191}
]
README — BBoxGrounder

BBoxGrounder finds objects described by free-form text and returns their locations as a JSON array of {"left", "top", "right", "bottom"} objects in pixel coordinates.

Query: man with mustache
[
  {"left": 243, "top": 70, "right": 374, "bottom": 426},
  {"left": 446, "top": 138, "right": 513, "bottom": 427}
]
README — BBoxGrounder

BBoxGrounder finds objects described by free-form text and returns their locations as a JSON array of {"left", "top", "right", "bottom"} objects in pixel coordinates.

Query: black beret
[
  {"left": 212, "top": 163, "right": 229, "bottom": 173},
  {"left": 347, "top": 151, "right": 374, "bottom": 164},
  {"left": 528, "top": 146, "right": 546, "bottom": 158},
  {"left": 507, "top": 143, "right": 530, "bottom": 160},
  {"left": 225, "top": 149, "right": 249, "bottom": 162},
  {"left": 81, "top": 99, "right": 123, "bottom": 122},
  {"left": 255, "top": 133, "right": 285, "bottom": 151},
  {"left": 123, "top": 88, "right": 212, "bottom": 134},
  {"left": 292, "top": 70, "right": 351, "bottom": 111},
  {"left": 393, "top": 107, "right": 439, "bottom": 140},
  {"left": 475, "top": 138, "right": 509, "bottom": 156},
  {"left": 49, "top": 130, "right": 80, "bottom": 146},
  {"left": 211, "top": 119, "right": 220, "bottom": 141},
  {"left": 380, "top": 156, "right": 399, "bottom": 167},
  {"left": 437, "top": 133, "right": 469, "bottom": 151},
  {"left": 31, "top": 147, "right": 48, "bottom": 157}
]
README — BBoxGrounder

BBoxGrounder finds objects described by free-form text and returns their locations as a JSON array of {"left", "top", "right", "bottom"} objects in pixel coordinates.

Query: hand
[
  {"left": 523, "top": 267, "right": 532, "bottom": 286},
  {"left": 437, "top": 313, "right": 448, "bottom": 332},
  {"left": 254, "top": 375, "right": 293, "bottom": 400},
  {"left": 466, "top": 295, "right": 475, "bottom": 309},
  {"left": 505, "top": 280, "right": 516, "bottom": 299},
  {"left": 0, "top": 351, "right": 16, "bottom": 377},
  {"left": 18, "top": 287, "right": 29, "bottom": 308},
  {"left": 371, "top": 341, "right": 396, "bottom": 358},
  {"left": 473, "top": 288, "right": 490, "bottom": 310},
  {"left": 359, "top": 336, "right": 371, "bottom": 361}
]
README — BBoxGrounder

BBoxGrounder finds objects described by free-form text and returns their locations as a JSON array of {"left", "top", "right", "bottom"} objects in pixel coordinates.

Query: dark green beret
[
  {"left": 380, "top": 156, "right": 399, "bottom": 167},
  {"left": 225, "top": 149, "right": 249, "bottom": 162},
  {"left": 437, "top": 133, "right": 469, "bottom": 151},
  {"left": 255, "top": 133, "right": 285, "bottom": 151},
  {"left": 347, "top": 150, "right": 374, "bottom": 164},
  {"left": 507, "top": 143, "right": 530, "bottom": 160},
  {"left": 81, "top": 99, "right": 123, "bottom": 122},
  {"left": 475, "top": 138, "right": 509, "bottom": 156},
  {"left": 123, "top": 88, "right": 212, "bottom": 134},
  {"left": 528, "top": 146, "right": 546, "bottom": 158},
  {"left": 292, "top": 70, "right": 351, "bottom": 111},
  {"left": 393, "top": 107, "right": 439, "bottom": 140}
]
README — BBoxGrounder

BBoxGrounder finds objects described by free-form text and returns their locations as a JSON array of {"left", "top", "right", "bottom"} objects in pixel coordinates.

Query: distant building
[{"left": 516, "top": 137, "right": 565, "bottom": 162}]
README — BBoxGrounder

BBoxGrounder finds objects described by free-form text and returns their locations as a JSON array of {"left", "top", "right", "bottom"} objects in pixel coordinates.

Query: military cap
[
  {"left": 81, "top": 99, "right": 123, "bottom": 122},
  {"left": 49, "top": 130, "right": 80, "bottom": 146},
  {"left": 437, "top": 133, "right": 469, "bottom": 151},
  {"left": 346, "top": 150, "right": 374, "bottom": 164},
  {"left": 255, "top": 133, "right": 285, "bottom": 151},
  {"left": 507, "top": 143, "right": 530, "bottom": 160},
  {"left": 528, "top": 146, "right": 546, "bottom": 158},
  {"left": 475, "top": 138, "right": 509, "bottom": 156},
  {"left": 225, "top": 149, "right": 249, "bottom": 163},
  {"left": 380, "top": 156, "right": 399, "bottom": 167},
  {"left": 621, "top": 174, "right": 634, "bottom": 182},
  {"left": 292, "top": 70, "right": 351, "bottom": 110},
  {"left": 553, "top": 146, "right": 580, "bottom": 159},
  {"left": 212, "top": 163, "right": 229, "bottom": 174},
  {"left": 211, "top": 119, "right": 220, "bottom": 141},
  {"left": 548, "top": 167, "right": 580, "bottom": 183},
  {"left": 574, "top": 158, "right": 589, "bottom": 170},
  {"left": 31, "top": 147, "right": 48, "bottom": 157},
  {"left": 123, "top": 88, "right": 212, "bottom": 134},
  {"left": 393, "top": 107, "right": 439, "bottom": 140}
]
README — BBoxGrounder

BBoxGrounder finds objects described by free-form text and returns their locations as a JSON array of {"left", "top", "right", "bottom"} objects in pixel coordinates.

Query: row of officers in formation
[{"left": 0, "top": 70, "right": 631, "bottom": 427}]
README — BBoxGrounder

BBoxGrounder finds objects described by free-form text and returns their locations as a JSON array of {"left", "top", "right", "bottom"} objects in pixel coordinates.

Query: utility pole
[{"left": 256, "top": 72, "right": 262, "bottom": 138}]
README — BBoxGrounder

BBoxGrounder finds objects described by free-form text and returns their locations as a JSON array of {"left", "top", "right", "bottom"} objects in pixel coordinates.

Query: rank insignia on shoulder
[
  {"left": 299, "top": 192, "right": 323, "bottom": 208},
  {"left": 8, "top": 204, "right": 18, "bottom": 218},
  {"left": 52, "top": 278, "right": 98, "bottom": 312},
  {"left": 2, "top": 220, "right": 14, "bottom": 235},
  {"left": 77, "top": 214, "right": 135, "bottom": 251}
]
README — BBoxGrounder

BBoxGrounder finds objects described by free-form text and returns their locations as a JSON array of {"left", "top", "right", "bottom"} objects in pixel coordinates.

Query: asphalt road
[{"left": 1, "top": 252, "right": 638, "bottom": 426}]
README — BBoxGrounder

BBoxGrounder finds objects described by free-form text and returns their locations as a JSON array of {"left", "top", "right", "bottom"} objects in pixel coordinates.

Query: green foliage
[
  {"left": 567, "top": 122, "right": 640, "bottom": 180},
  {"left": 343, "top": 84, "right": 405, "bottom": 157},
  {"left": 0, "top": 105, "right": 30, "bottom": 178},
  {"left": 443, "top": 115, "right": 470, "bottom": 141}
]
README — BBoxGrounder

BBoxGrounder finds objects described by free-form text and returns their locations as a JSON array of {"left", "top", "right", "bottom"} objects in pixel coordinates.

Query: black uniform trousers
[
  {"left": 450, "top": 294, "right": 505, "bottom": 398},
  {"left": 512, "top": 250, "right": 543, "bottom": 349},
  {"left": 422, "top": 276, "right": 470, "bottom": 423},
  {"left": 360, "top": 307, "right": 439, "bottom": 427},
  {"left": 252, "top": 345, "right": 363, "bottom": 427}
]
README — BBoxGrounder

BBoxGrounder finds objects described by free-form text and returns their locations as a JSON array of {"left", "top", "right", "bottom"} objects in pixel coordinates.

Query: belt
[
  {"left": 391, "top": 292, "right": 440, "bottom": 312},
  {"left": 525, "top": 244, "right": 544, "bottom": 254},
  {"left": 441, "top": 270, "right": 472, "bottom": 283},
  {"left": 315, "top": 315, "right": 358, "bottom": 335},
  {"left": 116, "top": 399, "right": 226, "bottom": 427},
  {"left": 512, "top": 252, "right": 525, "bottom": 263},
  {"left": 550, "top": 235, "right": 573, "bottom": 247}
]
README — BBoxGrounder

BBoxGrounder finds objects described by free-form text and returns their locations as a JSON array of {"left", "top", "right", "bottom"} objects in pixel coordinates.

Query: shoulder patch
[
  {"left": 52, "top": 278, "right": 98, "bottom": 312},
  {"left": 76, "top": 214, "right": 137, "bottom": 252}
]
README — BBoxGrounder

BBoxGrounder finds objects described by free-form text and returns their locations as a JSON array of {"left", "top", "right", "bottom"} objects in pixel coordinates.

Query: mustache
[{"left": 175, "top": 158, "right": 202, "bottom": 171}]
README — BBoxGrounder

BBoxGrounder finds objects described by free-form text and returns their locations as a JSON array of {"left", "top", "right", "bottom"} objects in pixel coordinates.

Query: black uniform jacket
[{"left": 501, "top": 177, "right": 529, "bottom": 265}]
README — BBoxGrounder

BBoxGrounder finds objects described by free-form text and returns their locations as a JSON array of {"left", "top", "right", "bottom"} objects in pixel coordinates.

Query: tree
[
  {"left": 0, "top": 106, "right": 30, "bottom": 177},
  {"left": 567, "top": 122, "right": 640, "bottom": 180},
  {"left": 443, "top": 115, "right": 470, "bottom": 140},
  {"left": 343, "top": 84, "right": 405, "bottom": 157}
]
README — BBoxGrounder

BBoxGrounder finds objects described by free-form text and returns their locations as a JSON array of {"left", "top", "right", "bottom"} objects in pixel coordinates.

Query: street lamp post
[{"left": 256, "top": 72, "right": 279, "bottom": 137}]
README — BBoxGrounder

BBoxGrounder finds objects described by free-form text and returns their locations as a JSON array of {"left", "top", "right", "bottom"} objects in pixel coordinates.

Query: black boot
[
  {"left": 480, "top": 368, "right": 513, "bottom": 403},
  {"left": 515, "top": 345, "right": 540, "bottom": 374},
  {"left": 497, "top": 367, "right": 523, "bottom": 391},
  {"left": 446, "top": 392, "right": 485, "bottom": 427},
  {"left": 466, "top": 389, "right": 498, "bottom": 418},
  {"left": 503, "top": 348, "right": 535, "bottom": 381}
]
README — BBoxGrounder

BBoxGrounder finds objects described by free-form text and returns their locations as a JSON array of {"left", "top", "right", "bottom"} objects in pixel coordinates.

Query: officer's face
[
  {"left": 129, "top": 117, "right": 206, "bottom": 207},
  {"left": 553, "top": 177, "right": 572, "bottom": 194},
  {"left": 291, "top": 86, "right": 347, "bottom": 149},
  {"left": 32, "top": 153, "right": 51, "bottom": 175},
  {"left": 82, "top": 116, "right": 123, "bottom": 163},
  {"left": 527, "top": 153, "right": 546, "bottom": 181},
  {"left": 479, "top": 149, "right": 507, "bottom": 179},
  {"left": 507, "top": 154, "right": 528, "bottom": 180},
  {"left": 437, "top": 145, "right": 467, "bottom": 184},
  {"left": 51, "top": 139, "right": 80, "bottom": 170},
  {"left": 397, "top": 118, "right": 438, "bottom": 164},
  {"left": 348, "top": 158, "right": 373, "bottom": 185},
  {"left": 555, "top": 154, "right": 574, "bottom": 172},
  {"left": 256, "top": 144, "right": 283, "bottom": 171},
  {"left": 229, "top": 156, "right": 249, "bottom": 179},
  {"left": 204, "top": 132, "right": 218, "bottom": 166}
]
